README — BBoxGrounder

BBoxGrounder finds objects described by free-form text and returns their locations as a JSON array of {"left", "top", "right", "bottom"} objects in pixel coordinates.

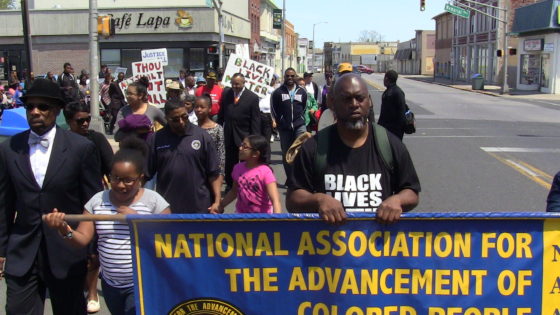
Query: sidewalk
[{"left": 402, "top": 75, "right": 560, "bottom": 101}]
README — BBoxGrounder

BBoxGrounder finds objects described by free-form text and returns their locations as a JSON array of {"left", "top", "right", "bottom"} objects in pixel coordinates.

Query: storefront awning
[
  {"left": 512, "top": 0, "right": 560, "bottom": 35},
  {"left": 394, "top": 49, "right": 412, "bottom": 60}
]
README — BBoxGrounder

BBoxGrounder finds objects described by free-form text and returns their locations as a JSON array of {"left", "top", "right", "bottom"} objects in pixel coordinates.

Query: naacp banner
[
  {"left": 128, "top": 213, "right": 560, "bottom": 315},
  {"left": 221, "top": 54, "right": 275, "bottom": 98}
]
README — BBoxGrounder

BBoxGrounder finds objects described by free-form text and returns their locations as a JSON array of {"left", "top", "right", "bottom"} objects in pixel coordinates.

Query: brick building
[
  {"left": 451, "top": 0, "right": 541, "bottom": 85},
  {"left": 249, "top": 0, "right": 261, "bottom": 59},
  {"left": 433, "top": 12, "right": 454, "bottom": 79}
]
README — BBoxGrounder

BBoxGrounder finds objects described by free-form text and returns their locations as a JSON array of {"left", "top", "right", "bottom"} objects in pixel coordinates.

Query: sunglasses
[
  {"left": 24, "top": 103, "right": 55, "bottom": 111},
  {"left": 169, "top": 114, "right": 189, "bottom": 123},
  {"left": 285, "top": 75, "right": 296, "bottom": 78},
  {"left": 74, "top": 116, "right": 91, "bottom": 124}
]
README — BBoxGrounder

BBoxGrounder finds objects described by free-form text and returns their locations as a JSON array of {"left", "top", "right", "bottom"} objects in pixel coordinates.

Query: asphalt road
[
  {"left": 361, "top": 73, "right": 559, "bottom": 212},
  {"left": 1, "top": 73, "right": 559, "bottom": 313}
]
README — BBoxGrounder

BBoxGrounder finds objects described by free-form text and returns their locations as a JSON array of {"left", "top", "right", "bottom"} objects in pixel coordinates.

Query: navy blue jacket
[
  {"left": 547, "top": 171, "right": 560, "bottom": 212},
  {"left": 271, "top": 84, "right": 307, "bottom": 130}
]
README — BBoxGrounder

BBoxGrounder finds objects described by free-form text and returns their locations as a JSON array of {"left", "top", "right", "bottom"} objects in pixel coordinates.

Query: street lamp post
[{"left": 312, "top": 21, "right": 327, "bottom": 73}]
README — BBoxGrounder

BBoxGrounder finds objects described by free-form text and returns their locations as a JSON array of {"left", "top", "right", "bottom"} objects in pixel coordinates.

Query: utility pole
[
  {"left": 281, "top": 0, "right": 286, "bottom": 75},
  {"left": 212, "top": 0, "right": 224, "bottom": 69},
  {"left": 312, "top": 21, "right": 327, "bottom": 73},
  {"left": 20, "top": 0, "right": 33, "bottom": 73},
  {"left": 89, "top": 0, "right": 104, "bottom": 133}
]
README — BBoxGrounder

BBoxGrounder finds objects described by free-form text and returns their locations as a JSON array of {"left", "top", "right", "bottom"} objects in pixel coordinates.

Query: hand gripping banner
[{"left": 126, "top": 213, "right": 560, "bottom": 315}]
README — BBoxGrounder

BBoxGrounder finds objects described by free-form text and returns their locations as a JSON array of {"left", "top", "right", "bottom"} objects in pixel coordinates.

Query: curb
[
  {"left": 405, "top": 77, "right": 501, "bottom": 97},
  {"left": 362, "top": 78, "right": 385, "bottom": 91}
]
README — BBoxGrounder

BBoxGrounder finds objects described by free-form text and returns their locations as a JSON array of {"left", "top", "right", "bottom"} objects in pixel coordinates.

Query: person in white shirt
[{"left": 0, "top": 78, "right": 102, "bottom": 314}]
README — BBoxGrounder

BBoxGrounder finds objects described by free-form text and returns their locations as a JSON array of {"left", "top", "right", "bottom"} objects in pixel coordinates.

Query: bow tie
[{"left": 28, "top": 133, "right": 50, "bottom": 149}]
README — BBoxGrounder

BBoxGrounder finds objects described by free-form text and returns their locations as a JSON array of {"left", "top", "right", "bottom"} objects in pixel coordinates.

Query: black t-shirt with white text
[{"left": 288, "top": 124, "right": 421, "bottom": 212}]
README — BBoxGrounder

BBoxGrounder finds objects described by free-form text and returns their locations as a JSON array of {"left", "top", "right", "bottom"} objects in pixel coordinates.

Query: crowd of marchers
[{"left": 2, "top": 60, "right": 557, "bottom": 315}]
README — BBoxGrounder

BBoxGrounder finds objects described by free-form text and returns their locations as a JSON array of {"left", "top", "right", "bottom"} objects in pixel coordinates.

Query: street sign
[{"left": 445, "top": 3, "right": 470, "bottom": 18}]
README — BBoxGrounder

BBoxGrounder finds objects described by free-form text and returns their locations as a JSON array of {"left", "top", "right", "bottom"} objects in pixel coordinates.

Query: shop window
[
  {"left": 190, "top": 48, "right": 205, "bottom": 71},
  {"left": 121, "top": 49, "right": 142, "bottom": 76},
  {"left": 541, "top": 54, "right": 550, "bottom": 88},
  {"left": 519, "top": 54, "right": 540, "bottom": 85},
  {"left": 164, "top": 48, "right": 184, "bottom": 79},
  {"left": 101, "top": 49, "right": 121, "bottom": 67}
]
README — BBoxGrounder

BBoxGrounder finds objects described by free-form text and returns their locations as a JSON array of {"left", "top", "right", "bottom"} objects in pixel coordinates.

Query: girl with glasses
[
  {"left": 44, "top": 137, "right": 170, "bottom": 315},
  {"left": 218, "top": 135, "right": 281, "bottom": 214}
]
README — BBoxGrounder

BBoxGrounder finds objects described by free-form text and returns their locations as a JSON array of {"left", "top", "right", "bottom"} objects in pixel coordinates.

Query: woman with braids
[{"left": 44, "top": 137, "right": 171, "bottom": 315}]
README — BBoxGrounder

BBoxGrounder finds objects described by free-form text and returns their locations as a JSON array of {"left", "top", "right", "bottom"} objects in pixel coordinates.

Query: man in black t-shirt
[{"left": 287, "top": 74, "right": 420, "bottom": 224}]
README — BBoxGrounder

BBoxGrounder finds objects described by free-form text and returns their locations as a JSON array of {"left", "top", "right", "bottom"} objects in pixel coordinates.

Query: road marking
[
  {"left": 484, "top": 151, "right": 552, "bottom": 190},
  {"left": 363, "top": 78, "right": 385, "bottom": 91},
  {"left": 481, "top": 147, "right": 560, "bottom": 153}
]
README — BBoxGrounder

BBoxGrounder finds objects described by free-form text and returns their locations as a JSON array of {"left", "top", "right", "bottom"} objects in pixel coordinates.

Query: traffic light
[
  {"left": 420, "top": 0, "right": 426, "bottom": 11},
  {"left": 97, "top": 15, "right": 115, "bottom": 38},
  {"left": 496, "top": 49, "right": 502, "bottom": 57},
  {"left": 207, "top": 46, "right": 218, "bottom": 54}
]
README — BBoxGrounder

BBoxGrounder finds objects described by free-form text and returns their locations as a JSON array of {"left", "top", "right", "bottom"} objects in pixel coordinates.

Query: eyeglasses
[
  {"left": 240, "top": 143, "right": 254, "bottom": 151},
  {"left": 25, "top": 103, "right": 54, "bottom": 111},
  {"left": 74, "top": 116, "right": 91, "bottom": 125},
  {"left": 109, "top": 175, "right": 140, "bottom": 186},
  {"left": 169, "top": 114, "right": 189, "bottom": 123},
  {"left": 285, "top": 75, "right": 296, "bottom": 78}
]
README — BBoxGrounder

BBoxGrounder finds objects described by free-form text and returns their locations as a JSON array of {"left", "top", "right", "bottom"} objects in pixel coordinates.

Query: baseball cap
[
  {"left": 303, "top": 72, "right": 313, "bottom": 78},
  {"left": 337, "top": 63, "right": 353, "bottom": 73}
]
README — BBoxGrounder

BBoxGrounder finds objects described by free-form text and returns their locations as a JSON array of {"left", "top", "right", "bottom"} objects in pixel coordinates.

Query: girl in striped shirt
[{"left": 45, "top": 137, "right": 170, "bottom": 315}]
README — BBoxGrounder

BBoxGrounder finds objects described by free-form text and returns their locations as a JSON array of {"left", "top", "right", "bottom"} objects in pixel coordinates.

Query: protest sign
[
  {"left": 141, "top": 48, "right": 168, "bottom": 66},
  {"left": 131, "top": 61, "right": 166, "bottom": 107},
  {"left": 222, "top": 54, "right": 275, "bottom": 98},
  {"left": 129, "top": 213, "right": 560, "bottom": 315}
]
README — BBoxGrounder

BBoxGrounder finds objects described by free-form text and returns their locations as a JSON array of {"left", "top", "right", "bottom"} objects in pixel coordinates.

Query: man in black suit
[
  {"left": 218, "top": 73, "right": 261, "bottom": 188},
  {"left": 0, "top": 78, "right": 102, "bottom": 315},
  {"left": 378, "top": 70, "right": 407, "bottom": 140}
]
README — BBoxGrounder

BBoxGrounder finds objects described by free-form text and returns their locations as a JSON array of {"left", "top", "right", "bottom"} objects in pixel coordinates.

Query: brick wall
[{"left": 249, "top": 0, "right": 260, "bottom": 58}]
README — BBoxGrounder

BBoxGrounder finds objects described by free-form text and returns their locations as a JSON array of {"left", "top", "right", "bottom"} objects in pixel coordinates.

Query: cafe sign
[
  {"left": 108, "top": 10, "right": 194, "bottom": 32},
  {"left": 524, "top": 39, "right": 544, "bottom": 51}
]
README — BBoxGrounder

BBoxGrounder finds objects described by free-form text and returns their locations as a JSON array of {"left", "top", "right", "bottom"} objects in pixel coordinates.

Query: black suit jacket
[
  {"left": 218, "top": 88, "right": 261, "bottom": 147},
  {"left": 0, "top": 127, "right": 102, "bottom": 278}
]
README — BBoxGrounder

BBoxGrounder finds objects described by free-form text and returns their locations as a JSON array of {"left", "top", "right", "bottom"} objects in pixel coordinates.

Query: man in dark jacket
[
  {"left": 57, "top": 62, "right": 80, "bottom": 104},
  {"left": 0, "top": 79, "right": 102, "bottom": 314},
  {"left": 378, "top": 70, "right": 407, "bottom": 140},
  {"left": 271, "top": 68, "right": 307, "bottom": 178},
  {"left": 218, "top": 73, "right": 261, "bottom": 188}
]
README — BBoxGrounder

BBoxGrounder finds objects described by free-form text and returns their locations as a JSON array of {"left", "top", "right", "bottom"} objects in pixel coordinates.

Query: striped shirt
[{"left": 84, "top": 189, "right": 169, "bottom": 288}]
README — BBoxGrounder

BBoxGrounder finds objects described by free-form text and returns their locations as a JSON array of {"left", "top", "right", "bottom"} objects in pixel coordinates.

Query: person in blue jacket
[{"left": 546, "top": 171, "right": 560, "bottom": 212}]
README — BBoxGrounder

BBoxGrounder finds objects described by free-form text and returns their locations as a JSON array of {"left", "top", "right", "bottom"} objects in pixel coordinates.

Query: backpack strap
[
  {"left": 314, "top": 125, "right": 333, "bottom": 189},
  {"left": 373, "top": 123, "right": 394, "bottom": 173}
]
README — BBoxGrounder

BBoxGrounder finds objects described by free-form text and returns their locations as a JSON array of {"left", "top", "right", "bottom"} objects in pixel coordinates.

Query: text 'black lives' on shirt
[{"left": 288, "top": 124, "right": 421, "bottom": 213}]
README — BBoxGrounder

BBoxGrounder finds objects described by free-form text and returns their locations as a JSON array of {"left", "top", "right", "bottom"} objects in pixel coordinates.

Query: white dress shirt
[{"left": 29, "top": 127, "right": 57, "bottom": 188}]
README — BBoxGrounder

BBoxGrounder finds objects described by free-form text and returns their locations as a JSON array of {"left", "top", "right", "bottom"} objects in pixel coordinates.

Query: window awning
[
  {"left": 394, "top": 49, "right": 413, "bottom": 60},
  {"left": 512, "top": 0, "right": 560, "bottom": 35}
]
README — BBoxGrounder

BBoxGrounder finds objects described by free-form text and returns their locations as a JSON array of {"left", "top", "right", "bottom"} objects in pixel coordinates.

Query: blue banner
[{"left": 128, "top": 213, "right": 560, "bottom": 315}]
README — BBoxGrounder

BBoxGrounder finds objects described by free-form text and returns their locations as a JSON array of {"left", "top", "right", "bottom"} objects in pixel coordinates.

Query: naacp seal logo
[
  {"left": 168, "top": 298, "right": 245, "bottom": 315},
  {"left": 191, "top": 140, "right": 201, "bottom": 150}
]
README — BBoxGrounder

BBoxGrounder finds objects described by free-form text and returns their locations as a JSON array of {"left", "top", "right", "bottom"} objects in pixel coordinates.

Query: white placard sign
[
  {"left": 141, "top": 48, "right": 168, "bottom": 66},
  {"left": 131, "top": 61, "right": 166, "bottom": 108},
  {"left": 221, "top": 54, "right": 275, "bottom": 98}
]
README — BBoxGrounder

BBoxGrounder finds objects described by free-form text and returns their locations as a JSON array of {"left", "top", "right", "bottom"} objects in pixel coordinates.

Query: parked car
[{"left": 357, "top": 65, "right": 374, "bottom": 74}]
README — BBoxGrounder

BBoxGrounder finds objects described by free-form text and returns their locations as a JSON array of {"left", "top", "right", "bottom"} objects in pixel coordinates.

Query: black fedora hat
[{"left": 21, "top": 78, "right": 65, "bottom": 106}]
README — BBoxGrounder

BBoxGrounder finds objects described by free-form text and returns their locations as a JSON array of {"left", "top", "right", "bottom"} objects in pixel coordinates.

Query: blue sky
[{"left": 278, "top": 0, "right": 448, "bottom": 46}]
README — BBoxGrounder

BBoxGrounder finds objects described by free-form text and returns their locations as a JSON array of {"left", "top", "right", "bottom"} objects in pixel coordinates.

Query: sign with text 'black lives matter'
[{"left": 128, "top": 213, "right": 560, "bottom": 315}]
